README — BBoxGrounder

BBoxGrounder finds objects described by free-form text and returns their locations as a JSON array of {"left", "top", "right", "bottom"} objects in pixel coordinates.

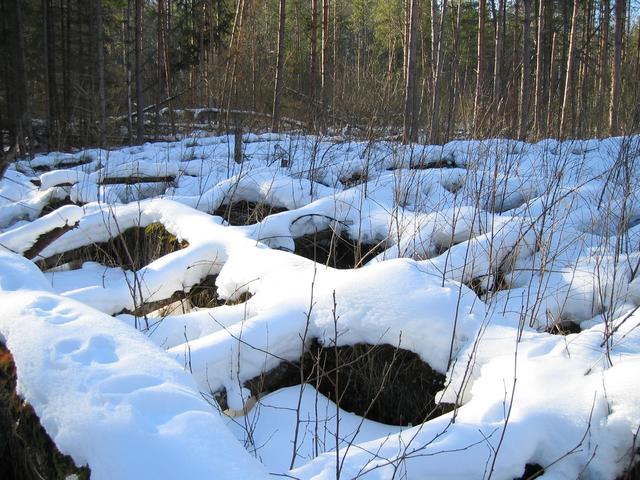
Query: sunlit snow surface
[{"left": 0, "top": 133, "right": 639, "bottom": 479}]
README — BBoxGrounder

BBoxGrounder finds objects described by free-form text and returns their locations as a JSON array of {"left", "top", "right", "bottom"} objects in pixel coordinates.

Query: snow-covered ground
[{"left": 1, "top": 132, "right": 639, "bottom": 479}]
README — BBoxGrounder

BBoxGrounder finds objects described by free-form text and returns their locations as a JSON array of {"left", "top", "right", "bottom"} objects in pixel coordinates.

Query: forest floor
[{"left": 0, "top": 132, "right": 639, "bottom": 479}]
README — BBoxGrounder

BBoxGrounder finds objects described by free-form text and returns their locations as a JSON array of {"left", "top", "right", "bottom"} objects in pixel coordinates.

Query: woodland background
[{"left": 1, "top": 0, "right": 639, "bottom": 161}]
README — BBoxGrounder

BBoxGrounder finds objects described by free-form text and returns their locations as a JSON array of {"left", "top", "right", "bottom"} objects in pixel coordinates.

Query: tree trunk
[
  {"left": 321, "top": 0, "right": 330, "bottom": 130},
  {"left": 560, "top": 0, "right": 579, "bottom": 138},
  {"left": 94, "top": 0, "right": 106, "bottom": 146},
  {"left": 402, "top": 0, "right": 419, "bottom": 144},
  {"left": 402, "top": 0, "right": 409, "bottom": 86},
  {"left": 597, "top": 0, "right": 610, "bottom": 132},
  {"left": 445, "top": 0, "right": 463, "bottom": 141},
  {"left": 332, "top": 0, "right": 337, "bottom": 107},
  {"left": 473, "top": 0, "right": 486, "bottom": 136},
  {"left": 62, "top": 0, "right": 71, "bottom": 128},
  {"left": 492, "top": 0, "right": 504, "bottom": 126},
  {"left": 157, "top": 0, "right": 174, "bottom": 136},
  {"left": 43, "top": 0, "right": 60, "bottom": 149},
  {"left": 126, "top": 0, "right": 133, "bottom": 143},
  {"left": 546, "top": 31, "right": 558, "bottom": 135},
  {"left": 636, "top": 16, "right": 640, "bottom": 89},
  {"left": 2, "top": 0, "right": 31, "bottom": 167},
  {"left": 135, "top": 0, "right": 144, "bottom": 144},
  {"left": 532, "top": 0, "right": 546, "bottom": 137},
  {"left": 431, "top": 0, "right": 439, "bottom": 84},
  {"left": 271, "top": 0, "right": 286, "bottom": 132},
  {"left": 506, "top": 0, "right": 520, "bottom": 135},
  {"left": 429, "top": 0, "right": 448, "bottom": 145},
  {"left": 310, "top": 0, "right": 318, "bottom": 124},
  {"left": 517, "top": 0, "right": 532, "bottom": 140},
  {"left": 610, "top": 0, "right": 624, "bottom": 135},
  {"left": 223, "top": 0, "right": 246, "bottom": 130},
  {"left": 576, "top": 0, "right": 593, "bottom": 135}
]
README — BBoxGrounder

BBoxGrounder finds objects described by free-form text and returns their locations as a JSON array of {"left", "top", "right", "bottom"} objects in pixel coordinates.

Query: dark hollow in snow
[
  {"left": 545, "top": 320, "right": 582, "bottom": 336},
  {"left": 514, "top": 463, "right": 544, "bottom": 480},
  {"left": 467, "top": 270, "right": 510, "bottom": 297},
  {"left": 213, "top": 200, "right": 287, "bottom": 226},
  {"left": 98, "top": 175, "right": 176, "bottom": 185},
  {"left": 409, "top": 158, "right": 458, "bottom": 170},
  {"left": 293, "top": 229, "right": 387, "bottom": 269},
  {"left": 38, "top": 196, "right": 79, "bottom": 219},
  {"left": 28, "top": 156, "right": 94, "bottom": 173},
  {"left": 340, "top": 171, "right": 368, "bottom": 188},
  {"left": 617, "top": 460, "right": 640, "bottom": 480},
  {"left": 0, "top": 343, "right": 90, "bottom": 480},
  {"left": 121, "top": 274, "right": 252, "bottom": 319},
  {"left": 245, "top": 342, "right": 454, "bottom": 427},
  {"left": 186, "top": 274, "right": 221, "bottom": 309},
  {"left": 37, "top": 222, "right": 188, "bottom": 272},
  {"left": 385, "top": 157, "right": 457, "bottom": 172}
]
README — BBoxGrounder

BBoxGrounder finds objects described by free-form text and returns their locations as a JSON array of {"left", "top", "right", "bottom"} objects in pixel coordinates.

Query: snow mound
[{"left": 0, "top": 250, "right": 269, "bottom": 480}]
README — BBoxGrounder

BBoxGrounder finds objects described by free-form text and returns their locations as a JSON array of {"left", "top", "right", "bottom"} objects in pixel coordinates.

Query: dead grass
[{"left": 37, "top": 222, "right": 188, "bottom": 271}]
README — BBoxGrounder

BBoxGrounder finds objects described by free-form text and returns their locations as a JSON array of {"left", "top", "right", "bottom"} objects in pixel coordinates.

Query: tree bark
[
  {"left": 429, "top": 0, "right": 448, "bottom": 145},
  {"left": 473, "top": 0, "right": 486, "bottom": 136},
  {"left": 62, "top": 0, "right": 71, "bottom": 127},
  {"left": 310, "top": 0, "right": 318, "bottom": 99},
  {"left": 560, "top": 0, "right": 580, "bottom": 138},
  {"left": 517, "top": 0, "right": 532, "bottom": 140},
  {"left": 597, "top": 0, "right": 610, "bottom": 130},
  {"left": 126, "top": 0, "right": 133, "bottom": 143},
  {"left": 2, "top": 0, "right": 31, "bottom": 167},
  {"left": 223, "top": 0, "right": 246, "bottom": 130},
  {"left": 576, "top": 0, "right": 593, "bottom": 135},
  {"left": 431, "top": 0, "right": 439, "bottom": 84},
  {"left": 610, "top": 0, "right": 624, "bottom": 135},
  {"left": 546, "top": 31, "right": 558, "bottom": 135},
  {"left": 402, "top": 0, "right": 419, "bottom": 144},
  {"left": 135, "top": 0, "right": 144, "bottom": 144},
  {"left": 492, "top": 0, "right": 504, "bottom": 125},
  {"left": 271, "top": 0, "right": 286, "bottom": 132},
  {"left": 532, "top": 0, "right": 546, "bottom": 137},
  {"left": 94, "top": 0, "right": 106, "bottom": 146},
  {"left": 157, "top": 0, "right": 174, "bottom": 136},
  {"left": 445, "top": 0, "right": 463, "bottom": 141},
  {"left": 43, "top": 0, "right": 60, "bottom": 149},
  {"left": 321, "top": 0, "right": 330, "bottom": 130}
]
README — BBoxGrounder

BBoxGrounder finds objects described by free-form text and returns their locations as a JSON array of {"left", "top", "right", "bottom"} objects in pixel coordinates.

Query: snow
[
  {"left": 224, "top": 385, "right": 404, "bottom": 471},
  {"left": 292, "top": 316, "right": 640, "bottom": 480},
  {"left": 1, "top": 132, "right": 639, "bottom": 478},
  {"left": 0, "top": 251, "right": 269, "bottom": 480},
  {"left": 0, "top": 204, "right": 82, "bottom": 254}
]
